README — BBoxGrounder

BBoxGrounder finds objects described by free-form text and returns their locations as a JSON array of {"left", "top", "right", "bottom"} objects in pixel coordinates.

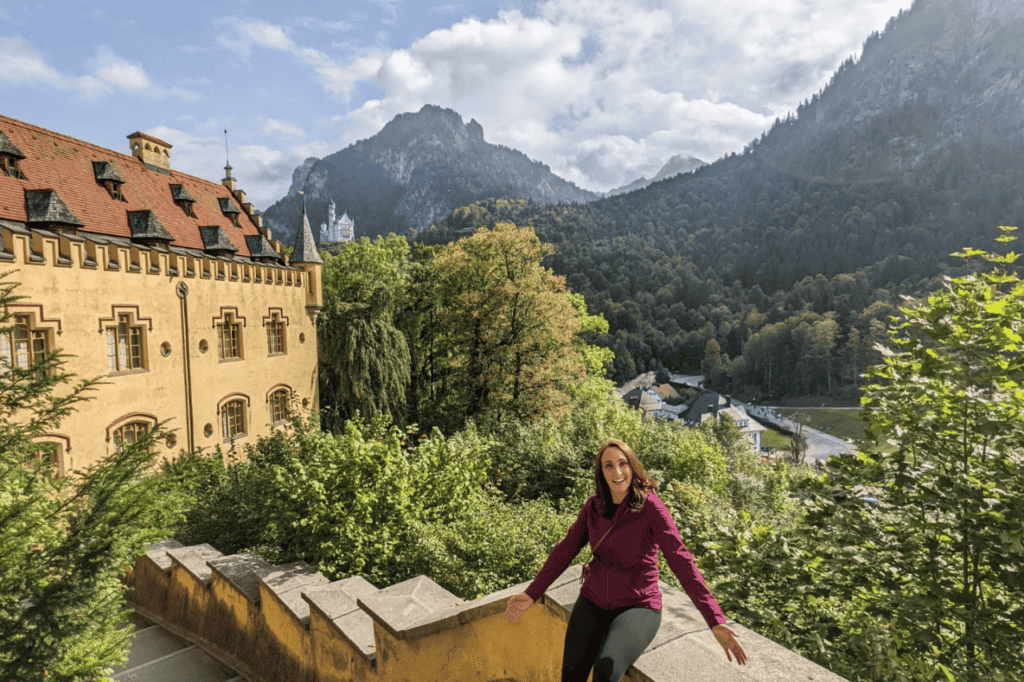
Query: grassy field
[
  {"left": 774, "top": 407, "right": 868, "bottom": 443},
  {"left": 761, "top": 428, "right": 792, "bottom": 451}
]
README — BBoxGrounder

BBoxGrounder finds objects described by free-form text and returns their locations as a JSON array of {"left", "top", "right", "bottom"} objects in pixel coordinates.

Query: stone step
[
  {"left": 110, "top": 625, "right": 189, "bottom": 675},
  {"left": 111, "top": 644, "right": 236, "bottom": 682},
  {"left": 208, "top": 552, "right": 275, "bottom": 603},
  {"left": 303, "top": 576, "right": 380, "bottom": 661},
  {"left": 255, "top": 561, "right": 330, "bottom": 625},
  {"left": 167, "top": 544, "right": 224, "bottom": 585}
]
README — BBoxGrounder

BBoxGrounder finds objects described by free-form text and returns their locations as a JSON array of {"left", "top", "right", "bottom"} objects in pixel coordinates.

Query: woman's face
[{"left": 601, "top": 446, "right": 633, "bottom": 502}]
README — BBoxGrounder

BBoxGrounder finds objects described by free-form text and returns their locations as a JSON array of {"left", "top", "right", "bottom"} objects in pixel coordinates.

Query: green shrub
[{"left": 395, "top": 492, "right": 576, "bottom": 599}]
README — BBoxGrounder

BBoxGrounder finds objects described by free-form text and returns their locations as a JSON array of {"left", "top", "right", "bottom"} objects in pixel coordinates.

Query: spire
[
  {"left": 223, "top": 128, "right": 232, "bottom": 180},
  {"left": 291, "top": 193, "right": 322, "bottom": 264}
]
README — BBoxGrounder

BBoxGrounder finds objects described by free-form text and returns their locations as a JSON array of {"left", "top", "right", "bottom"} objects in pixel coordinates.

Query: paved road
[{"left": 741, "top": 403, "right": 856, "bottom": 463}]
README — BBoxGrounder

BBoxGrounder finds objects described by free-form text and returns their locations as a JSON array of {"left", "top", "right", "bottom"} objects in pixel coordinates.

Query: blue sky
[{"left": 1, "top": 0, "right": 912, "bottom": 209}]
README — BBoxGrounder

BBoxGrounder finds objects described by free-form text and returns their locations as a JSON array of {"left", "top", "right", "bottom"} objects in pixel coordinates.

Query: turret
[{"left": 290, "top": 200, "right": 323, "bottom": 324}]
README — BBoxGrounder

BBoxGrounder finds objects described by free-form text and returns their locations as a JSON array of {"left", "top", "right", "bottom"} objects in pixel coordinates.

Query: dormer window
[
  {"left": 93, "top": 161, "right": 126, "bottom": 202},
  {"left": 170, "top": 184, "right": 196, "bottom": 218},
  {"left": 218, "top": 197, "right": 241, "bottom": 227},
  {"left": 0, "top": 130, "right": 27, "bottom": 179},
  {"left": 0, "top": 155, "right": 25, "bottom": 179}
]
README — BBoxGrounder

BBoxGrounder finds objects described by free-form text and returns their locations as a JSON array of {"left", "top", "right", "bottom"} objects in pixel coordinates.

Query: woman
[{"left": 503, "top": 438, "right": 747, "bottom": 682}]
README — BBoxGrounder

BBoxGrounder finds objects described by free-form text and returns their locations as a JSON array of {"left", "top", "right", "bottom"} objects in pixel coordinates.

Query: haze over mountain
[
  {"left": 607, "top": 155, "right": 707, "bottom": 196},
  {"left": 262, "top": 105, "right": 597, "bottom": 244}
]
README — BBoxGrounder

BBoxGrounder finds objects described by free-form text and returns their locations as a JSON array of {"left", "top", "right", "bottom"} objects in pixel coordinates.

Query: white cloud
[
  {"left": 0, "top": 36, "right": 66, "bottom": 87},
  {"left": 264, "top": 118, "right": 306, "bottom": 137},
  {"left": 148, "top": 125, "right": 338, "bottom": 210},
  {"left": 326, "top": 0, "right": 910, "bottom": 190},
  {"left": 88, "top": 47, "right": 150, "bottom": 91},
  {"left": 220, "top": 20, "right": 383, "bottom": 100},
  {"left": 0, "top": 37, "right": 192, "bottom": 102}
]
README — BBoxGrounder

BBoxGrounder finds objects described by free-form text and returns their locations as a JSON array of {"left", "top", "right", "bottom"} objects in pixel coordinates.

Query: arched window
[
  {"left": 113, "top": 421, "right": 150, "bottom": 452},
  {"left": 269, "top": 388, "right": 290, "bottom": 424},
  {"left": 221, "top": 399, "right": 246, "bottom": 441}
]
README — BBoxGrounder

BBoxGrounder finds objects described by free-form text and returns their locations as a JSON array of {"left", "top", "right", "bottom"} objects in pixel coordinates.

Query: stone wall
[{"left": 126, "top": 540, "right": 847, "bottom": 682}]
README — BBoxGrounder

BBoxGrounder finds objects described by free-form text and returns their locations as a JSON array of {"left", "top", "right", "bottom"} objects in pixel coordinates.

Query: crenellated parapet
[
  {"left": 125, "top": 540, "right": 848, "bottom": 682},
  {"left": 0, "top": 222, "right": 305, "bottom": 290}
]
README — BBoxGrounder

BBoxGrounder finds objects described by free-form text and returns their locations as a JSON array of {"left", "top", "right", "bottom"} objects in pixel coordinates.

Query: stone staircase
[
  {"left": 111, "top": 611, "right": 244, "bottom": 681},
  {"left": 125, "top": 539, "right": 847, "bottom": 682}
]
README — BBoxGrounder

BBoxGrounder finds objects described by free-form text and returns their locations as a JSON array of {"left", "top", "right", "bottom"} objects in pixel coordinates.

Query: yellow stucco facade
[
  {"left": 1, "top": 227, "right": 320, "bottom": 471},
  {"left": 0, "top": 113, "right": 322, "bottom": 473}
]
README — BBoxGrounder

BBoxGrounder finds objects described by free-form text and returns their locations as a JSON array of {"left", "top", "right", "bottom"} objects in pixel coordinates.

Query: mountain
[
  {"left": 751, "top": 0, "right": 1024, "bottom": 181},
  {"left": 262, "top": 105, "right": 597, "bottom": 244},
  {"left": 607, "top": 155, "right": 707, "bottom": 196},
  {"left": 419, "top": 0, "right": 1024, "bottom": 390}
]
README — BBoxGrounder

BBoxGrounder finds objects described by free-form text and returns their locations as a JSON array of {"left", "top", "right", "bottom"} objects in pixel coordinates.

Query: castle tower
[
  {"left": 291, "top": 202, "right": 324, "bottom": 324},
  {"left": 339, "top": 211, "right": 355, "bottom": 241},
  {"left": 328, "top": 197, "right": 337, "bottom": 240}
]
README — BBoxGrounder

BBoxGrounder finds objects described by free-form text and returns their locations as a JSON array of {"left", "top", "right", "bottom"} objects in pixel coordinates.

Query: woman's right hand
[{"left": 503, "top": 593, "right": 535, "bottom": 622}]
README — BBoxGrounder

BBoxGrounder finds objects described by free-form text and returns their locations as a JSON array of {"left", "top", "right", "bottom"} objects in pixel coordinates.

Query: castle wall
[
  {"left": 2, "top": 223, "right": 319, "bottom": 471},
  {"left": 127, "top": 541, "right": 848, "bottom": 682}
]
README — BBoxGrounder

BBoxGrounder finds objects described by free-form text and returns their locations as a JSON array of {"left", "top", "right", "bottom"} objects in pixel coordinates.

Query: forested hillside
[{"left": 416, "top": 0, "right": 1024, "bottom": 397}]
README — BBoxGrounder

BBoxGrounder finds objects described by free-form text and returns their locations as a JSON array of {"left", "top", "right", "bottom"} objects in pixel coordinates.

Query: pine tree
[{"left": 0, "top": 272, "right": 179, "bottom": 680}]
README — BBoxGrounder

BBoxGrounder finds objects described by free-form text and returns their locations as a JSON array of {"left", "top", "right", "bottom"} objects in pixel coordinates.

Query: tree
[
  {"left": 423, "top": 223, "right": 584, "bottom": 431},
  {"left": 318, "top": 235, "right": 412, "bottom": 430},
  {"left": 702, "top": 338, "right": 725, "bottom": 385},
  {"left": 852, "top": 228, "right": 1024, "bottom": 678},
  {"left": 0, "top": 273, "right": 179, "bottom": 680}
]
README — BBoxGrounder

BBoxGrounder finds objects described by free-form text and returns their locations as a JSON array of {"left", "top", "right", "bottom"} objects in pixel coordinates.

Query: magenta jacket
[{"left": 525, "top": 491, "right": 727, "bottom": 630}]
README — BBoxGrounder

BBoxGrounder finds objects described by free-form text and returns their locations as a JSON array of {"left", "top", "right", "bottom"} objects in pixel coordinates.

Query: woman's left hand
[{"left": 711, "top": 624, "right": 747, "bottom": 665}]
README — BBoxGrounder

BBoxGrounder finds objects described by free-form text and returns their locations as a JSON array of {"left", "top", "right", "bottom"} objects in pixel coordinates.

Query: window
[
  {"left": 218, "top": 312, "right": 242, "bottom": 360},
  {"left": 106, "top": 313, "right": 146, "bottom": 373},
  {"left": 104, "top": 180, "right": 125, "bottom": 201},
  {"left": 221, "top": 399, "right": 246, "bottom": 441},
  {"left": 266, "top": 313, "right": 286, "bottom": 355},
  {"left": 1, "top": 155, "right": 25, "bottom": 179},
  {"left": 1, "top": 315, "right": 49, "bottom": 374},
  {"left": 33, "top": 442, "right": 64, "bottom": 477},
  {"left": 113, "top": 421, "right": 149, "bottom": 452},
  {"left": 269, "top": 389, "right": 290, "bottom": 424}
]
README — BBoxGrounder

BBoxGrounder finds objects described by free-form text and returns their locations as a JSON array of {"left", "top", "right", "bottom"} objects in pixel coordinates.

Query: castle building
[
  {"left": 0, "top": 114, "right": 322, "bottom": 475},
  {"left": 319, "top": 198, "right": 354, "bottom": 243}
]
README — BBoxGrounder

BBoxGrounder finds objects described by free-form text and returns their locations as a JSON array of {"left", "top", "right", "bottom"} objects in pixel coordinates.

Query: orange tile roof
[{"left": 0, "top": 114, "right": 263, "bottom": 253}]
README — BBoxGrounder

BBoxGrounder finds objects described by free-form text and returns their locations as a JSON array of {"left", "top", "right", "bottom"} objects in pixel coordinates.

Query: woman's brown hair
[{"left": 594, "top": 438, "right": 657, "bottom": 514}]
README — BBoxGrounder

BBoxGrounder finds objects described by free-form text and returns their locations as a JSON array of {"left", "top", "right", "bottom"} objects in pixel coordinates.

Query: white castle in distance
[{"left": 320, "top": 198, "right": 355, "bottom": 243}]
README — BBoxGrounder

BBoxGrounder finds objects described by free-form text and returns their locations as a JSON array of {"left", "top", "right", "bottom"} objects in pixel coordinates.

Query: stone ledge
[
  {"left": 168, "top": 544, "right": 223, "bottom": 585},
  {"left": 357, "top": 575, "right": 461, "bottom": 640},
  {"left": 208, "top": 553, "right": 274, "bottom": 603}
]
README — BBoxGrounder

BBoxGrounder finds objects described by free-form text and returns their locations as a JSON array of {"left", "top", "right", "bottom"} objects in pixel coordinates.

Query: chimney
[{"left": 127, "top": 132, "right": 172, "bottom": 171}]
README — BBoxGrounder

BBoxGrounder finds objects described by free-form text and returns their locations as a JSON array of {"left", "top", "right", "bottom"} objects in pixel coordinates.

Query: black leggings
[{"left": 561, "top": 595, "right": 662, "bottom": 682}]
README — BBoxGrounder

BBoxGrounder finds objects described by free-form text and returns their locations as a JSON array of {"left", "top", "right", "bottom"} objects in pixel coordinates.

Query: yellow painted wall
[
  {"left": 2, "top": 225, "right": 319, "bottom": 472},
  {"left": 372, "top": 607, "right": 569, "bottom": 682}
]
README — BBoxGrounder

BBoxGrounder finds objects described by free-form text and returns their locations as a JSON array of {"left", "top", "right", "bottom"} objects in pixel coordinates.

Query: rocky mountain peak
[{"left": 262, "top": 105, "right": 597, "bottom": 244}]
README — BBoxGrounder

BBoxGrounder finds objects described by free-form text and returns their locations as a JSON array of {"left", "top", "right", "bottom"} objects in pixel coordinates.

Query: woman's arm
[
  {"left": 523, "top": 498, "right": 592, "bottom": 602},
  {"left": 649, "top": 494, "right": 727, "bottom": 629}
]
